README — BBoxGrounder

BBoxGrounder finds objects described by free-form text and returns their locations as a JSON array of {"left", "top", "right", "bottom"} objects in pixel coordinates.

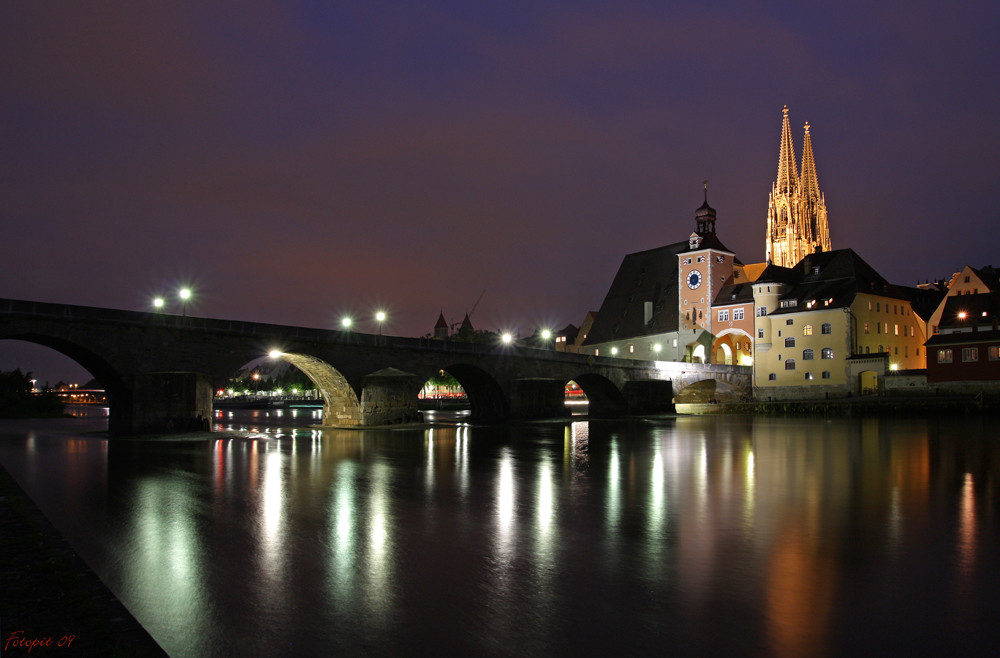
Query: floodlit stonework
[{"left": 765, "top": 106, "right": 831, "bottom": 268}]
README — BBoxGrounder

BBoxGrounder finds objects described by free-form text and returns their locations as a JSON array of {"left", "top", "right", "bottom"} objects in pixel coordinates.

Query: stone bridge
[{"left": 0, "top": 298, "right": 750, "bottom": 435}]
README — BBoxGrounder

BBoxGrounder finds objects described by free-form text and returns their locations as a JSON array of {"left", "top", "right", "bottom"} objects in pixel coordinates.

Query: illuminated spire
[
  {"left": 775, "top": 105, "right": 798, "bottom": 194},
  {"left": 799, "top": 121, "right": 820, "bottom": 202}
]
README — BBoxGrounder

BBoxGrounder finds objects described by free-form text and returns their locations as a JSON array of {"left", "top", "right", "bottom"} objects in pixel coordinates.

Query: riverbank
[{"left": 0, "top": 466, "right": 165, "bottom": 656}]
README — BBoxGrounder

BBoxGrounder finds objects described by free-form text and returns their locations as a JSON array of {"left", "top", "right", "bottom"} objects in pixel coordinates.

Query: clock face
[{"left": 686, "top": 269, "right": 703, "bottom": 289}]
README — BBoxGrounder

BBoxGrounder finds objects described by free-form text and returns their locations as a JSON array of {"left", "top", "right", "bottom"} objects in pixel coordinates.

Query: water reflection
[{"left": 0, "top": 414, "right": 997, "bottom": 655}]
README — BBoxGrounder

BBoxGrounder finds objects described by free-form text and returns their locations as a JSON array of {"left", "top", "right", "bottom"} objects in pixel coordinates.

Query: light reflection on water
[{"left": 0, "top": 413, "right": 998, "bottom": 656}]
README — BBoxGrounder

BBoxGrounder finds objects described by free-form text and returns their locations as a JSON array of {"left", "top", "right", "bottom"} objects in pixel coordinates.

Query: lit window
[
  {"left": 821, "top": 348, "right": 834, "bottom": 359},
  {"left": 785, "top": 359, "right": 796, "bottom": 370},
  {"left": 937, "top": 349, "right": 952, "bottom": 364},
  {"left": 629, "top": 344, "right": 634, "bottom": 353},
  {"left": 989, "top": 346, "right": 999, "bottom": 361},
  {"left": 803, "top": 348, "right": 814, "bottom": 360},
  {"left": 805, "top": 372, "right": 814, "bottom": 380},
  {"left": 803, "top": 324, "right": 813, "bottom": 336},
  {"left": 962, "top": 347, "right": 979, "bottom": 362},
  {"left": 821, "top": 323, "right": 832, "bottom": 335},
  {"left": 864, "top": 323, "right": 870, "bottom": 334},
  {"left": 894, "top": 324, "right": 899, "bottom": 336}
]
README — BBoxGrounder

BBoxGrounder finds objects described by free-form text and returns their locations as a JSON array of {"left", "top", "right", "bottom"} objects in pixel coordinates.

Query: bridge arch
[
  {"left": 433, "top": 363, "right": 508, "bottom": 423},
  {"left": 0, "top": 333, "right": 131, "bottom": 432},
  {"left": 274, "top": 352, "right": 362, "bottom": 426},
  {"left": 567, "top": 373, "right": 626, "bottom": 417}
]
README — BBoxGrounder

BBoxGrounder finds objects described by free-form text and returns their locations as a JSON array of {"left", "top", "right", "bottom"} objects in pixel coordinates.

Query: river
[{"left": 1, "top": 409, "right": 998, "bottom": 656}]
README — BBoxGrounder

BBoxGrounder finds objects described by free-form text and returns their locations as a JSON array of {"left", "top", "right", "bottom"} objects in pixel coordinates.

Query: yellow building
[{"left": 753, "top": 249, "right": 927, "bottom": 399}]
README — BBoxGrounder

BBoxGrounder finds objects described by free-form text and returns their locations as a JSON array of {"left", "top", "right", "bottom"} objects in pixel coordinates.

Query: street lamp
[
  {"left": 375, "top": 310, "right": 386, "bottom": 336},
  {"left": 252, "top": 372, "right": 260, "bottom": 395},
  {"left": 153, "top": 297, "right": 165, "bottom": 311},
  {"left": 341, "top": 316, "right": 352, "bottom": 330},
  {"left": 178, "top": 288, "right": 192, "bottom": 316},
  {"left": 501, "top": 332, "right": 513, "bottom": 345}
]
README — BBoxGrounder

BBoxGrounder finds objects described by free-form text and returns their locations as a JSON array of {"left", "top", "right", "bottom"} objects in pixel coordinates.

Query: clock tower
[{"left": 678, "top": 186, "right": 734, "bottom": 362}]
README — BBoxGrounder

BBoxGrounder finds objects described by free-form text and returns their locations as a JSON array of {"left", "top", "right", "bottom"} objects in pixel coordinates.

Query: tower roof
[
  {"left": 799, "top": 121, "right": 821, "bottom": 201},
  {"left": 775, "top": 106, "right": 798, "bottom": 194}
]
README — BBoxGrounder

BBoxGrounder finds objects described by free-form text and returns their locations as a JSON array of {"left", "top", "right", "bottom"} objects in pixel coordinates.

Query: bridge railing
[{"left": 0, "top": 296, "right": 680, "bottom": 372}]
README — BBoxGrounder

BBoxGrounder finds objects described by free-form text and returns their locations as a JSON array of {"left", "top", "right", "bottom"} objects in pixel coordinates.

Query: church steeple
[
  {"left": 799, "top": 121, "right": 820, "bottom": 202},
  {"left": 765, "top": 107, "right": 832, "bottom": 267},
  {"left": 775, "top": 105, "right": 799, "bottom": 195}
]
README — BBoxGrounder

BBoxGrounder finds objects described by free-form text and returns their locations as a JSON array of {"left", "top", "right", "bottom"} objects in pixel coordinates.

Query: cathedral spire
[
  {"left": 799, "top": 121, "right": 821, "bottom": 202},
  {"left": 775, "top": 105, "right": 798, "bottom": 195}
]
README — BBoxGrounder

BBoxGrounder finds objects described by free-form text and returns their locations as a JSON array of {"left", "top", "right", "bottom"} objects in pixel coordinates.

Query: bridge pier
[
  {"left": 509, "top": 378, "right": 568, "bottom": 420},
  {"left": 127, "top": 372, "right": 213, "bottom": 435},
  {"left": 360, "top": 368, "right": 422, "bottom": 426},
  {"left": 623, "top": 380, "right": 674, "bottom": 415}
]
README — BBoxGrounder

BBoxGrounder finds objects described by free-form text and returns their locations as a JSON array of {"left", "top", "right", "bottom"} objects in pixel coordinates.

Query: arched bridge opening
[
  {"left": 569, "top": 373, "right": 628, "bottom": 418},
  {"left": 436, "top": 363, "right": 508, "bottom": 424},
  {"left": 274, "top": 353, "right": 363, "bottom": 426},
  {"left": 0, "top": 333, "right": 132, "bottom": 433}
]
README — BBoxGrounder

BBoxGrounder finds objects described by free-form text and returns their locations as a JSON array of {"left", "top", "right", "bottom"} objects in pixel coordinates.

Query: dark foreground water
[{"left": 1, "top": 409, "right": 998, "bottom": 656}]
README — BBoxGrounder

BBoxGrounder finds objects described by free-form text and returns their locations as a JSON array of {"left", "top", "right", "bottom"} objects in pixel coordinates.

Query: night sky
[{"left": 2, "top": 1, "right": 998, "bottom": 384}]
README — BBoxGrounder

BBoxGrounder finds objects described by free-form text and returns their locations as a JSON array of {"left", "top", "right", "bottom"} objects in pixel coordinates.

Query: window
[
  {"left": 786, "top": 319, "right": 794, "bottom": 325},
  {"left": 937, "top": 349, "right": 952, "bottom": 364},
  {"left": 821, "top": 348, "right": 834, "bottom": 359},
  {"left": 629, "top": 344, "right": 634, "bottom": 354},
  {"left": 756, "top": 306, "right": 767, "bottom": 317},
  {"left": 962, "top": 347, "right": 979, "bottom": 362},
  {"left": 803, "top": 324, "right": 813, "bottom": 336},
  {"left": 785, "top": 359, "right": 796, "bottom": 370},
  {"left": 682, "top": 257, "right": 692, "bottom": 265},
  {"left": 768, "top": 373, "right": 777, "bottom": 380},
  {"left": 865, "top": 346, "right": 870, "bottom": 354},
  {"left": 733, "top": 308, "right": 744, "bottom": 321},
  {"left": 821, "top": 323, "right": 832, "bottom": 335},
  {"left": 785, "top": 337, "right": 795, "bottom": 347},
  {"left": 805, "top": 372, "right": 814, "bottom": 380},
  {"left": 697, "top": 256, "right": 705, "bottom": 263},
  {"left": 894, "top": 324, "right": 899, "bottom": 336},
  {"left": 717, "top": 256, "right": 725, "bottom": 263},
  {"left": 758, "top": 328, "right": 764, "bottom": 338},
  {"left": 877, "top": 302, "right": 880, "bottom": 312},
  {"left": 803, "top": 348, "right": 814, "bottom": 360},
  {"left": 822, "top": 371, "right": 831, "bottom": 379},
  {"left": 877, "top": 323, "right": 882, "bottom": 334},
  {"left": 718, "top": 309, "right": 730, "bottom": 322},
  {"left": 864, "top": 323, "right": 870, "bottom": 334},
  {"left": 780, "top": 299, "right": 797, "bottom": 308},
  {"left": 990, "top": 346, "right": 1000, "bottom": 361}
]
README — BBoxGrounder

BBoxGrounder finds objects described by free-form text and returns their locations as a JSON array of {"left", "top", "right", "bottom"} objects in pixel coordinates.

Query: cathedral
[{"left": 765, "top": 106, "right": 832, "bottom": 267}]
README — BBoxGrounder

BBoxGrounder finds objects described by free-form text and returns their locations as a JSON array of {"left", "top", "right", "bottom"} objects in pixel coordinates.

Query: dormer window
[{"left": 689, "top": 232, "right": 702, "bottom": 249}]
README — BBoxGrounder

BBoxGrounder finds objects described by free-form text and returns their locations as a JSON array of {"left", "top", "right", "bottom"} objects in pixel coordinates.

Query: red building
[{"left": 925, "top": 293, "right": 1000, "bottom": 383}]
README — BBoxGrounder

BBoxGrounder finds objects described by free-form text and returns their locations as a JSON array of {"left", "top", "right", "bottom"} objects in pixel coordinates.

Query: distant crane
[{"left": 450, "top": 289, "right": 485, "bottom": 333}]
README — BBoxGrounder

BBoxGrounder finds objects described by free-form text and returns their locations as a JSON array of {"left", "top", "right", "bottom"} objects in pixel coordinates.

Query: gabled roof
[
  {"left": 764, "top": 249, "right": 912, "bottom": 315},
  {"left": 583, "top": 240, "right": 687, "bottom": 345},
  {"left": 971, "top": 266, "right": 1000, "bottom": 291},
  {"left": 935, "top": 292, "right": 1000, "bottom": 332},
  {"left": 713, "top": 281, "right": 756, "bottom": 307}
]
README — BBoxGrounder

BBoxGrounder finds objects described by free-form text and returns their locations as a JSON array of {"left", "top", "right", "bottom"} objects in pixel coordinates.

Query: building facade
[{"left": 752, "top": 249, "right": 928, "bottom": 399}]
